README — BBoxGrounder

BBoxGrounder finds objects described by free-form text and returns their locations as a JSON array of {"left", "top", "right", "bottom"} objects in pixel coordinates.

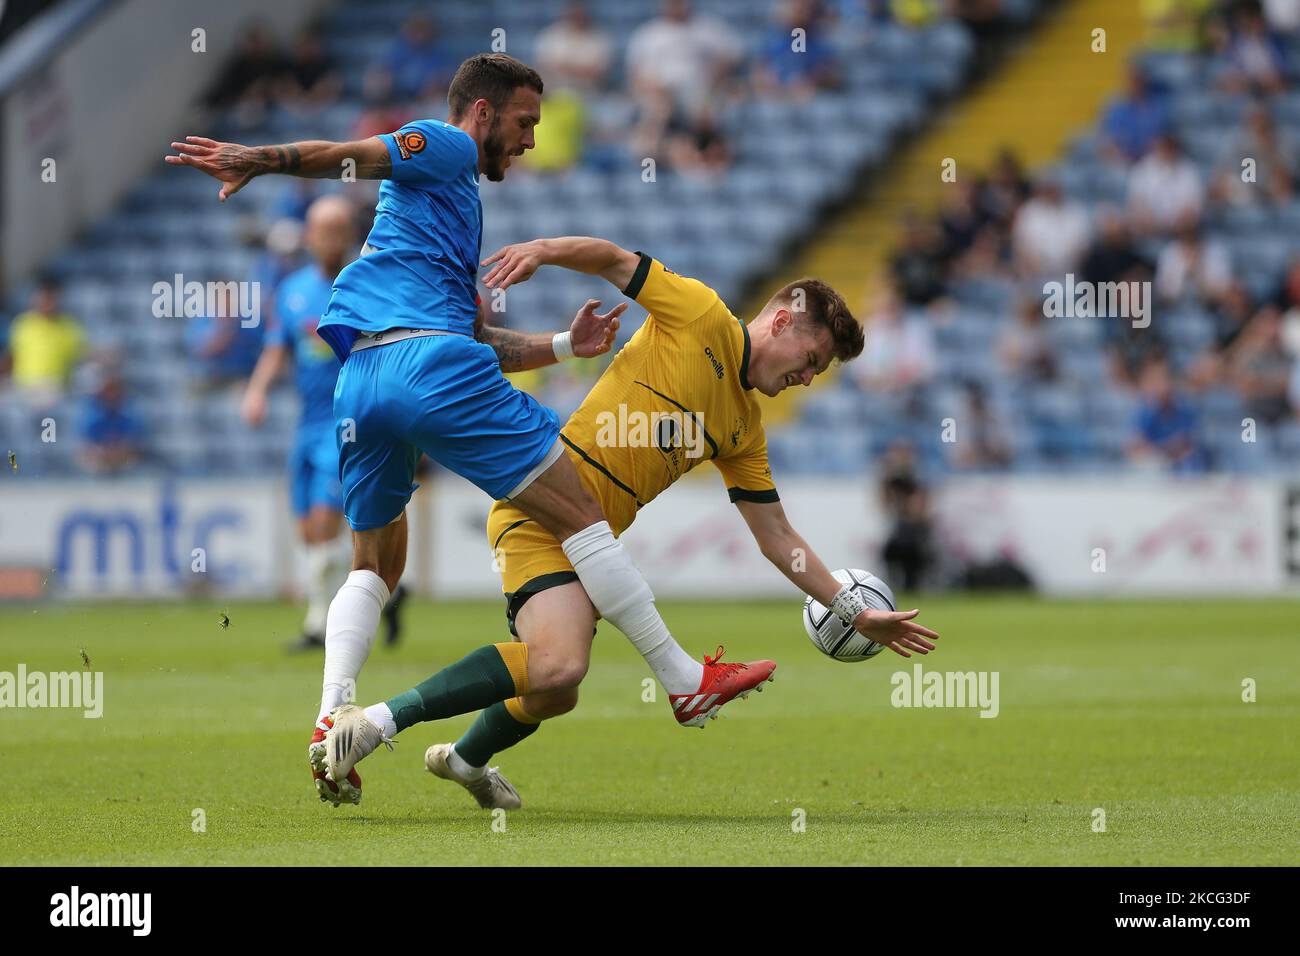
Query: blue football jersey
[
  {"left": 317, "top": 119, "right": 482, "bottom": 362},
  {"left": 271, "top": 264, "right": 342, "bottom": 428}
]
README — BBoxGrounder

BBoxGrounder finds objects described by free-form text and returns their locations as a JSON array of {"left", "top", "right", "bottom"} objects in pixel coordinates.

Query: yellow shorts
[{"left": 486, "top": 499, "right": 579, "bottom": 637}]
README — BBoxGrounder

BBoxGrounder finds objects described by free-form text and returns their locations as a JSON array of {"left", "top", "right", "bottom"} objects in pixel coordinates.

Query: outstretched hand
[
  {"left": 569, "top": 299, "right": 625, "bottom": 358},
  {"left": 854, "top": 608, "right": 939, "bottom": 658},
  {"left": 481, "top": 241, "right": 547, "bottom": 290},
  {"left": 165, "top": 136, "right": 258, "bottom": 201}
]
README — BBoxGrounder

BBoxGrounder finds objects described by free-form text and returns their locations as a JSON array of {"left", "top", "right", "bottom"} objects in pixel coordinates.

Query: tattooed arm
[
  {"left": 476, "top": 323, "right": 559, "bottom": 373},
  {"left": 474, "top": 297, "right": 626, "bottom": 372},
  {"left": 165, "top": 135, "right": 391, "bottom": 201}
]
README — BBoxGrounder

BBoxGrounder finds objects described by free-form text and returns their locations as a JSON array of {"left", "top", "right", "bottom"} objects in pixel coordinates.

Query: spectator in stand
[
  {"left": 627, "top": 0, "right": 743, "bottom": 118},
  {"left": 891, "top": 212, "right": 949, "bottom": 306},
  {"left": 753, "top": 0, "right": 841, "bottom": 99},
  {"left": 1211, "top": 2, "right": 1288, "bottom": 96},
  {"left": 664, "top": 105, "right": 732, "bottom": 178},
  {"left": 948, "top": 380, "right": 1013, "bottom": 471},
  {"left": 1269, "top": 256, "right": 1300, "bottom": 319},
  {"left": 0, "top": 275, "right": 84, "bottom": 408},
  {"left": 1211, "top": 102, "right": 1296, "bottom": 206},
  {"left": 1127, "top": 133, "right": 1205, "bottom": 236},
  {"left": 77, "top": 365, "right": 145, "bottom": 475},
  {"left": 380, "top": 14, "right": 452, "bottom": 103},
  {"left": 1081, "top": 206, "right": 1150, "bottom": 287},
  {"left": 1011, "top": 177, "right": 1092, "bottom": 278},
  {"left": 535, "top": 2, "right": 614, "bottom": 95},
  {"left": 1188, "top": 280, "right": 1258, "bottom": 388},
  {"left": 280, "top": 27, "right": 342, "bottom": 116},
  {"left": 1155, "top": 216, "right": 1233, "bottom": 305},
  {"left": 185, "top": 282, "right": 265, "bottom": 393},
  {"left": 852, "top": 291, "right": 937, "bottom": 396},
  {"left": 1262, "top": 0, "right": 1300, "bottom": 33},
  {"left": 1106, "top": 310, "right": 1168, "bottom": 390},
  {"left": 1100, "top": 64, "right": 1171, "bottom": 164},
  {"left": 204, "top": 22, "right": 288, "bottom": 125},
  {"left": 937, "top": 179, "right": 999, "bottom": 274},
  {"left": 1140, "top": 0, "right": 1216, "bottom": 52},
  {"left": 1225, "top": 308, "right": 1296, "bottom": 423},
  {"left": 975, "top": 148, "right": 1032, "bottom": 232},
  {"left": 998, "top": 295, "right": 1059, "bottom": 384},
  {"left": 527, "top": 89, "right": 587, "bottom": 173},
  {"left": 1126, "top": 357, "right": 1209, "bottom": 472},
  {"left": 352, "top": 67, "right": 411, "bottom": 141}
]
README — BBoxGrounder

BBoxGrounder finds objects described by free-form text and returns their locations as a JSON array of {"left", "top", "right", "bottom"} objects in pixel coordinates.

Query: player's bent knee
[
  {"left": 547, "top": 656, "right": 589, "bottom": 691},
  {"left": 525, "top": 686, "right": 579, "bottom": 719}
]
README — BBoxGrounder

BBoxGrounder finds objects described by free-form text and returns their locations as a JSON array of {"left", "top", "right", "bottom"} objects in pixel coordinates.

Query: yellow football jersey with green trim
[{"left": 558, "top": 253, "right": 778, "bottom": 536}]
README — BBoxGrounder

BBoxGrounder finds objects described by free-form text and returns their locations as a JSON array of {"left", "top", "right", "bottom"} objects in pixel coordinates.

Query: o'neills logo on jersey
[
  {"left": 50, "top": 886, "right": 151, "bottom": 936},
  {"left": 594, "top": 404, "right": 707, "bottom": 459},
  {"left": 704, "top": 347, "right": 724, "bottom": 379}
]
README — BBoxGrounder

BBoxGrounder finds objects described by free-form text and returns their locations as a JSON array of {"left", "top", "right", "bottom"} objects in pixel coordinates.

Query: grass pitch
[{"left": 0, "top": 596, "right": 1295, "bottom": 866}]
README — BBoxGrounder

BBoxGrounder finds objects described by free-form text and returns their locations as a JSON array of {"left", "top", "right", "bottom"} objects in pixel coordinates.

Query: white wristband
[
  {"left": 829, "top": 584, "right": 868, "bottom": 626},
  {"left": 552, "top": 331, "right": 575, "bottom": 361}
]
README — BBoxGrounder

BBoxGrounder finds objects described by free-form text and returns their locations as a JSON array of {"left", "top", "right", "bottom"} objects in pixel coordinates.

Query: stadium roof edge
[{"left": 0, "top": 0, "right": 115, "bottom": 97}]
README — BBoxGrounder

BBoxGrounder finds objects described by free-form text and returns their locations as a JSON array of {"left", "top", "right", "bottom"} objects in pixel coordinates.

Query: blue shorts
[
  {"left": 289, "top": 422, "right": 344, "bottom": 517},
  {"left": 333, "top": 333, "right": 561, "bottom": 531}
]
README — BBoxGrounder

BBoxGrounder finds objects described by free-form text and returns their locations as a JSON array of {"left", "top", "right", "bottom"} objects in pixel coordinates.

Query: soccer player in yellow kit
[{"left": 325, "top": 237, "right": 939, "bottom": 809}]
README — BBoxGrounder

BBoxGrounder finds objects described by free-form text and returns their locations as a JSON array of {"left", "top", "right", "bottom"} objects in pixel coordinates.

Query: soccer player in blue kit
[
  {"left": 168, "top": 53, "right": 777, "bottom": 806},
  {"left": 241, "top": 195, "right": 408, "bottom": 653}
]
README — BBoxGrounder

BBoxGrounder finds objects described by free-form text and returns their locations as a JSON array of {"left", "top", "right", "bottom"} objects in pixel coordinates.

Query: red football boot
[
  {"left": 670, "top": 646, "right": 776, "bottom": 728},
  {"left": 308, "top": 716, "right": 362, "bottom": 806}
]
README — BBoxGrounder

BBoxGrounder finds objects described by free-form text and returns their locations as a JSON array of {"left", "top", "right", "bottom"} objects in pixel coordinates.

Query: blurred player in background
[
  {"left": 324, "top": 238, "right": 941, "bottom": 809},
  {"left": 240, "top": 195, "right": 408, "bottom": 653}
]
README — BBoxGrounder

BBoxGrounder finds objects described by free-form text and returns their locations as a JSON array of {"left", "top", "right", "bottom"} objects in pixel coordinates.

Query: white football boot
[
  {"left": 425, "top": 743, "right": 522, "bottom": 810},
  {"left": 324, "top": 704, "right": 393, "bottom": 782}
]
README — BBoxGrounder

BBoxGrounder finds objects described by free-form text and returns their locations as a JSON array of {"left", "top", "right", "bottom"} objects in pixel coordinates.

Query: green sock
[
  {"left": 455, "top": 701, "right": 540, "bottom": 768},
  {"left": 386, "top": 645, "right": 519, "bottom": 733}
]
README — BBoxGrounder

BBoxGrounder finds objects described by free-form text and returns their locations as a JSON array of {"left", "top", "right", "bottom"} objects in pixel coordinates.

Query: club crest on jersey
[
  {"left": 730, "top": 416, "right": 748, "bottom": 449},
  {"left": 395, "top": 130, "right": 427, "bottom": 160}
]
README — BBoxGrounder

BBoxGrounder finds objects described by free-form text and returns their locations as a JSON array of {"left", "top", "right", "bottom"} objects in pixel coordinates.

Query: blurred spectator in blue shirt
[
  {"left": 77, "top": 366, "right": 145, "bottom": 474},
  {"left": 381, "top": 14, "right": 452, "bottom": 102},
  {"left": 1100, "top": 64, "right": 1170, "bottom": 164},
  {"left": 185, "top": 282, "right": 265, "bottom": 392},
  {"left": 1127, "top": 357, "right": 1208, "bottom": 472},
  {"left": 754, "top": 0, "right": 841, "bottom": 98}
]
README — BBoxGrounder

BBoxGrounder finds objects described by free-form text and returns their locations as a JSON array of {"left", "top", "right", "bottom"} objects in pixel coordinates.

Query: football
[{"left": 803, "top": 569, "right": 896, "bottom": 662}]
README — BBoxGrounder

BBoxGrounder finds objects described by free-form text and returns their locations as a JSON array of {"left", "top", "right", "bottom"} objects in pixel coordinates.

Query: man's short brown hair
[
  {"left": 769, "top": 278, "right": 864, "bottom": 361},
  {"left": 448, "top": 53, "right": 543, "bottom": 119}
]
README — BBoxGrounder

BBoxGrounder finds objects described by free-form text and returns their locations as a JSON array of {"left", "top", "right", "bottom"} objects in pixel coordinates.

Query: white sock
[
  {"left": 447, "top": 744, "right": 486, "bottom": 780},
  {"left": 303, "top": 539, "right": 348, "bottom": 636},
  {"left": 363, "top": 701, "right": 397, "bottom": 739},
  {"left": 561, "top": 521, "right": 703, "bottom": 695},
  {"left": 317, "top": 570, "right": 390, "bottom": 722}
]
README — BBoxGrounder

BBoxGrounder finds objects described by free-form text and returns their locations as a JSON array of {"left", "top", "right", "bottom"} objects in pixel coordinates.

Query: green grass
[{"left": 0, "top": 596, "right": 1296, "bottom": 865}]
